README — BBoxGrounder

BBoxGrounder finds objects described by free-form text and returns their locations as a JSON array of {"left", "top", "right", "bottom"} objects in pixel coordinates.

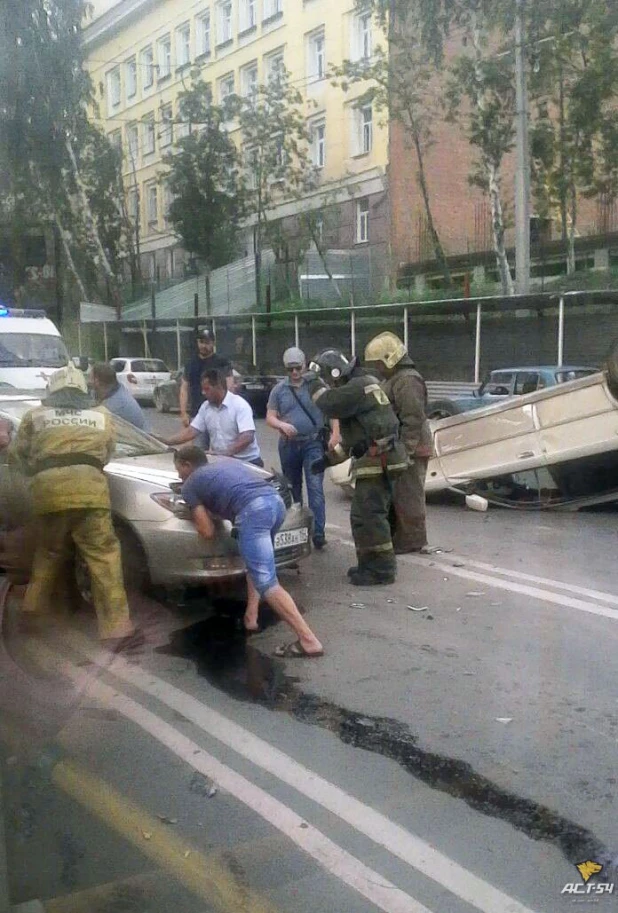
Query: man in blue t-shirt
[
  {"left": 180, "top": 329, "right": 232, "bottom": 425},
  {"left": 92, "top": 362, "right": 147, "bottom": 430},
  {"left": 174, "top": 445, "right": 323, "bottom": 658},
  {"left": 266, "top": 347, "right": 340, "bottom": 550}
]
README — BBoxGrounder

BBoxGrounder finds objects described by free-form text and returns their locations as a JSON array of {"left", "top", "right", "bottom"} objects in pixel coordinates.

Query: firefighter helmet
[
  {"left": 364, "top": 332, "right": 408, "bottom": 370},
  {"left": 309, "top": 348, "right": 356, "bottom": 384},
  {"left": 46, "top": 364, "right": 88, "bottom": 396}
]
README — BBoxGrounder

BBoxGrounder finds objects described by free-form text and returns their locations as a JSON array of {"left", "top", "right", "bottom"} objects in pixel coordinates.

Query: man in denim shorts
[{"left": 174, "top": 445, "right": 323, "bottom": 658}]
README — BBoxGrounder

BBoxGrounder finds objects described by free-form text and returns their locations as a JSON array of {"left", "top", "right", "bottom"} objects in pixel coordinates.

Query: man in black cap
[{"left": 180, "top": 329, "right": 232, "bottom": 427}]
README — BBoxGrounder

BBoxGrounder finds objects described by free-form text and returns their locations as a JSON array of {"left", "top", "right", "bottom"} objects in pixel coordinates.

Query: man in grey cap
[{"left": 266, "top": 347, "right": 339, "bottom": 549}]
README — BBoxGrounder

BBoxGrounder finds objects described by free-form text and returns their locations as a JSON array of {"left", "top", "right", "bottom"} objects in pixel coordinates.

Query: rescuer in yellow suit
[{"left": 8, "top": 364, "right": 141, "bottom": 649}]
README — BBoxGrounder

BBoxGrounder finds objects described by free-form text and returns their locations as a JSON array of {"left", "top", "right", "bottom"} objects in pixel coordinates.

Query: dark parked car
[{"left": 153, "top": 370, "right": 283, "bottom": 418}]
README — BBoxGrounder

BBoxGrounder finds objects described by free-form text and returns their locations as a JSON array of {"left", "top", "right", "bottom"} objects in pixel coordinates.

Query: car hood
[{"left": 106, "top": 452, "right": 273, "bottom": 488}]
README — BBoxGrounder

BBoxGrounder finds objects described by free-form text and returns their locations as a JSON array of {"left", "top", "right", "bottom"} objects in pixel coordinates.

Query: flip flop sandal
[{"left": 273, "top": 641, "right": 324, "bottom": 659}]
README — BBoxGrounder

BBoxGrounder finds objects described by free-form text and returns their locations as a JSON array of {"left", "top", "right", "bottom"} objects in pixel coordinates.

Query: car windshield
[
  {"left": 112, "top": 415, "right": 170, "bottom": 458},
  {"left": 132, "top": 359, "right": 168, "bottom": 372},
  {"left": 0, "top": 333, "right": 69, "bottom": 368},
  {"left": 0, "top": 401, "right": 168, "bottom": 459},
  {"left": 555, "top": 368, "right": 597, "bottom": 383}
]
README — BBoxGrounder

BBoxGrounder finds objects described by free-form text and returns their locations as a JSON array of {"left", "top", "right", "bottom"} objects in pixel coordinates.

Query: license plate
[
  {"left": 245, "top": 383, "right": 265, "bottom": 390},
  {"left": 274, "top": 528, "right": 309, "bottom": 549}
]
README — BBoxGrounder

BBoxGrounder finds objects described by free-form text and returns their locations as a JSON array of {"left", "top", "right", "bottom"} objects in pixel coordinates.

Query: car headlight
[{"left": 150, "top": 492, "right": 191, "bottom": 519}]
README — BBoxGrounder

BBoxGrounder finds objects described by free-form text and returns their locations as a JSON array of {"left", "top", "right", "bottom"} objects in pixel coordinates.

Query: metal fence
[{"left": 77, "top": 289, "right": 618, "bottom": 381}]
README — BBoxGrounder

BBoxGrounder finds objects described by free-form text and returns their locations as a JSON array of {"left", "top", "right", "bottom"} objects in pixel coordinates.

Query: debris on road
[
  {"left": 142, "top": 831, "right": 152, "bottom": 840},
  {"left": 157, "top": 815, "right": 178, "bottom": 825},
  {"left": 496, "top": 718, "right": 513, "bottom": 724},
  {"left": 422, "top": 547, "right": 454, "bottom": 555},
  {"left": 349, "top": 603, "right": 366, "bottom": 609},
  {"left": 466, "top": 591, "right": 486, "bottom": 597},
  {"left": 453, "top": 562, "right": 465, "bottom": 568},
  {"left": 189, "top": 771, "right": 218, "bottom": 798},
  {"left": 407, "top": 605, "right": 428, "bottom": 612}
]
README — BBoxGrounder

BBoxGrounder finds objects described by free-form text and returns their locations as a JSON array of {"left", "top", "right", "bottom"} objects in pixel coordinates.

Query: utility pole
[{"left": 514, "top": 0, "right": 531, "bottom": 295}]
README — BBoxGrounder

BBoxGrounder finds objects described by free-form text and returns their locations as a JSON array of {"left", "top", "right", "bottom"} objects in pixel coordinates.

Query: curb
[{"left": 0, "top": 770, "right": 9, "bottom": 913}]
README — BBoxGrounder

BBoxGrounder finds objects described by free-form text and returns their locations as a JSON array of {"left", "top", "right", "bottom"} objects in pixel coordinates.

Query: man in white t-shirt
[{"left": 162, "top": 369, "right": 263, "bottom": 466}]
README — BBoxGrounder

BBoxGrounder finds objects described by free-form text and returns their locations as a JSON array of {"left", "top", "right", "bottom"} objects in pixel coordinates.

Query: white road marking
[
  {"left": 41, "top": 645, "right": 434, "bottom": 913},
  {"left": 328, "top": 533, "right": 618, "bottom": 622},
  {"left": 422, "top": 551, "right": 618, "bottom": 608},
  {"left": 64, "top": 633, "right": 539, "bottom": 913}
]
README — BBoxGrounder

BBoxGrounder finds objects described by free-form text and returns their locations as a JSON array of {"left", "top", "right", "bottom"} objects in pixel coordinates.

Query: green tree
[
  {"left": 234, "top": 72, "right": 318, "bottom": 308},
  {"left": 0, "top": 0, "right": 131, "bottom": 311},
  {"left": 162, "top": 79, "right": 246, "bottom": 309},
  {"left": 527, "top": 0, "right": 618, "bottom": 273},
  {"left": 331, "top": 0, "right": 452, "bottom": 289}
]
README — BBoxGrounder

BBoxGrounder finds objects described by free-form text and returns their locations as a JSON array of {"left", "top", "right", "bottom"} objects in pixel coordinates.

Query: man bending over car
[{"left": 174, "top": 445, "right": 323, "bottom": 658}]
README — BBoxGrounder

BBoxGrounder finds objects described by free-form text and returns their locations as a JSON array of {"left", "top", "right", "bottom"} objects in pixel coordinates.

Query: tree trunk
[
  {"left": 65, "top": 139, "right": 118, "bottom": 292},
  {"left": 410, "top": 125, "right": 452, "bottom": 288},
  {"left": 54, "top": 214, "right": 88, "bottom": 302},
  {"left": 567, "top": 181, "right": 577, "bottom": 275},
  {"left": 471, "top": 14, "right": 514, "bottom": 296},
  {"left": 487, "top": 160, "right": 515, "bottom": 296},
  {"left": 307, "top": 221, "right": 343, "bottom": 300}
]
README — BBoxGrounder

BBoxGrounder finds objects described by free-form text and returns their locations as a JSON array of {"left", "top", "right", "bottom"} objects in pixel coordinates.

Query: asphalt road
[{"left": 3, "top": 409, "right": 618, "bottom": 913}]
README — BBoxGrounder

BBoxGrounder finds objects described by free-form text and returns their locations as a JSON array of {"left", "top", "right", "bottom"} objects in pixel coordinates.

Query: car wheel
[
  {"left": 427, "top": 400, "right": 461, "bottom": 420},
  {"left": 154, "top": 390, "right": 169, "bottom": 413}
]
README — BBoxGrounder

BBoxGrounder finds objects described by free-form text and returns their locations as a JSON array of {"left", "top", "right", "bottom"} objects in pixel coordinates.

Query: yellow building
[{"left": 83, "top": 0, "right": 390, "bottom": 292}]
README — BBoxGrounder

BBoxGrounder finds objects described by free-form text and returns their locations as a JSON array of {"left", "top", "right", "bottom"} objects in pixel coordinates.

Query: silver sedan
[{"left": 0, "top": 395, "right": 313, "bottom": 590}]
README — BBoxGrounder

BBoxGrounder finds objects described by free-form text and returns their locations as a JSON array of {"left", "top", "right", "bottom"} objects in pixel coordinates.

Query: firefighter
[
  {"left": 365, "top": 332, "right": 433, "bottom": 553},
  {"left": 305, "top": 349, "right": 408, "bottom": 585},
  {"left": 8, "top": 364, "right": 141, "bottom": 650}
]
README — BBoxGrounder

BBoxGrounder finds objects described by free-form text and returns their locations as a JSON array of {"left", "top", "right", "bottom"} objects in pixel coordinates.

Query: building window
[
  {"left": 241, "top": 63, "right": 258, "bottom": 102},
  {"left": 141, "top": 46, "right": 154, "bottom": 90},
  {"left": 163, "top": 185, "right": 173, "bottom": 227},
  {"left": 157, "top": 35, "right": 172, "bottom": 79},
  {"left": 264, "top": 0, "right": 283, "bottom": 19},
  {"left": 125, "top": 57, "right": 137, "bottom": 99},
  {"left": 308, "top": 30, "right": 326, "bottom": 81},
  {"left": 355, "top": 11, "right": 372, "bottom": 61},
  {"left": 142, "top": 115, "right": 155, "bottom": 156},
  {"left": 108, "top": 130, "right": 122, "bottom": 159},
  {"left": 128, "top": 187, "right": 140, "bottom": 226},
  {"left": 197, "top": 11, "right": 211, "bottom": 57},
  {"left": 356, "top": 198, "right": 369, "bottom": 243},
  {"left": 106, "top": 67, "right": 121, "bottom": 113},
  {"left": 218, "top": 73, "right": 235, "bottom": 105},
  {"left": 165, "top": 248, "right": 175, "bottom": 278},
  {"left": 358, "top": 104, "right": 372, "bottom": 153},
  {"left": 146, "top": 183, "right": 158, "bottom": 227},
  {"left": 312, "top": 121, "right": 326, "bottom": 168},
  {"left": 159, "top": 104, "right": 173, "bottom": 148},
  {"left": 176, "top": 118, "right": 190, "bottom": 140},
  {"left": 127, "top": 123, "right": 139, "bottom": 164},
  {"left": 176, "top": 23, "right": 191, "bottom": 68},
  {"left": 240, "top": 0, "right": 257, "bottom": 31},
  {"left": 266, "top": 50, "right": 285, "bottom": 84},
  {"left": 218, "top": 1, "right": 232, "bottom": 44}
]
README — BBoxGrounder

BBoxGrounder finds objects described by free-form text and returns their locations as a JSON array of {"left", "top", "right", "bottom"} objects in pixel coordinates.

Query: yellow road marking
[{"left": 9, "top": 641, "right": 281, "bottom": 913}]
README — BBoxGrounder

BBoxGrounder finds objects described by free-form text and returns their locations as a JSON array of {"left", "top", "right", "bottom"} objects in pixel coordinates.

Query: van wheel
[
  {"left": 154, "top": 390, "right": 169, "bottom": 413},
  {"left": 427, "top": 400, "right": 461, "bottom": 420}
]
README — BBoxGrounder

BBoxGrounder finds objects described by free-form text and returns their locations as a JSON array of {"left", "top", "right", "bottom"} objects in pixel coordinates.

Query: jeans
[
  {"left": 235, "top": 494, "right": 286, "bottom": 596},
  {"left": 278, "top": 437, "right": 326, "bottom": 540}
]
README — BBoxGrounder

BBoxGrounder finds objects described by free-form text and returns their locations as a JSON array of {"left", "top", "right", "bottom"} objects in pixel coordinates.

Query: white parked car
[{"left": 110, "top": 357, "right": 171, "bottom": 404}]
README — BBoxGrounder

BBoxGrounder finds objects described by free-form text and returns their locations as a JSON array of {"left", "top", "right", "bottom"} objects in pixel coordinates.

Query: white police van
[{"left": 0, "top": 306, "right": 69, "bottom": 391}]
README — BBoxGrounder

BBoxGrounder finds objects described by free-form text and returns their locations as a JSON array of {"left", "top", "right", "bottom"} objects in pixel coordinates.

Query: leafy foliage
[
  {"left": 0, "top": 0, "right": 132, "bottom": 301},
  {"left": 162, "top": 80, "right": 245, "bottom": 269}
]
